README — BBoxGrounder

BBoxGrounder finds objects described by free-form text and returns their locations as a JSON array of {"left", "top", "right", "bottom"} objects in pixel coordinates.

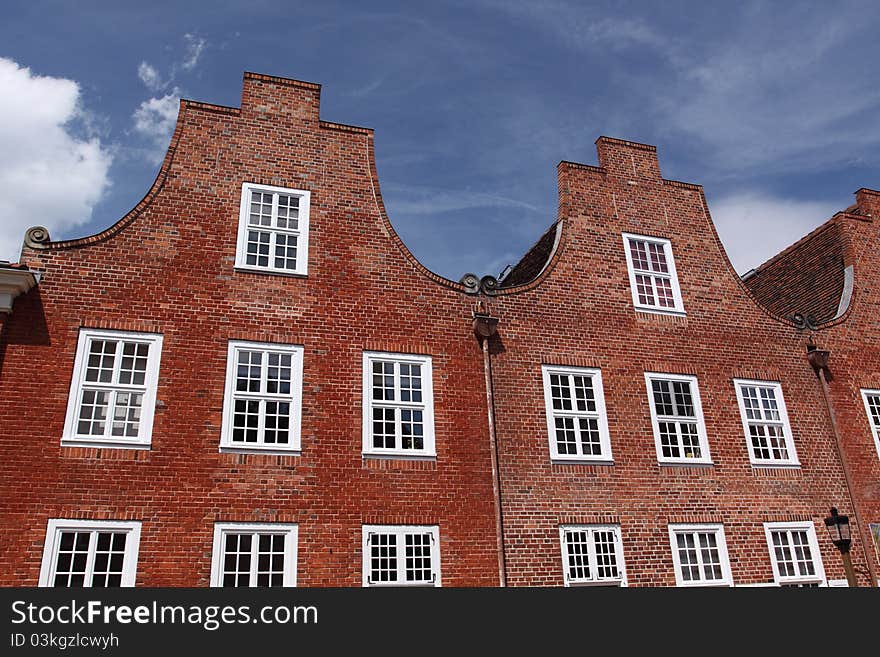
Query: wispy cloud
[
  {"left": 137, "top": 61, "right": 166, "bottom": 92},
  {"left": 709, "top": 192, "right": 840, "bottom": 274},
  {"left": 180, "top": 33, "right": 206, "bottom": 71},
  {"left": 662, "top": 12, "right": 880, "bottom": 173},
  {"left": 383, "top": 182, "right": 541, "bottom": 216},
  {"left": 132, "top": 89, "right": 181, "bottom": 165},
  {"left": 132, "top": 33, "right": 208, "bottom": 164},
  {"left": 477, "top": 0, "right": 679, "bottom": 60},
  {"left": 0, "top": 58, "right": 112, "bottom": 260},
  {"left": 480, "top": 1, "right": 880, "bottom": 176}
]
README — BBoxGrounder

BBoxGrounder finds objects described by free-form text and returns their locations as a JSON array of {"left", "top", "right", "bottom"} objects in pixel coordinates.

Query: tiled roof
[
  {"left": 499, "top": 221, "right": 559, "bottom": 288},
  {"left": 742, "top": 215, "right": 850, "bottom": 324}
]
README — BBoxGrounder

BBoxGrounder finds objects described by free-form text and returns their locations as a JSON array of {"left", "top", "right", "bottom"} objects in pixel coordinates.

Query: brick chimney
[{"left": 595, "top": 136, "right": 661, "bottom": 181}]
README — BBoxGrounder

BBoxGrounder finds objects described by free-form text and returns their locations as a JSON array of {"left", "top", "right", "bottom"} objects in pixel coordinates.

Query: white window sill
[
  {"left": 551, "top": 457, "right": 614, "bottom": 466},
  {"left": 233, "top": 265, "right": 308, "bottom": 278},
  {"left": 220, "top": 445, "right": 301, "bottom": 456},
  {"left": 362, "top": 452, "right": 437, "bottom": 461},
  {"left": 566, "top": 580, "right": 626, "bottom": 587},
  {"left": 60, "top": 438, "right": 151, "bottom": 450},
  {"left": 675, "top": 581, "right": 734, "bottom": 588},
  {"left": 658, "top": 459, "right": 714, "bottom": 468},
  {"left": 750, "top": 461, "right": 801, "bottom": 469},
  {"left": 364, "top": 581, "right": 439, "bottom": 588}
]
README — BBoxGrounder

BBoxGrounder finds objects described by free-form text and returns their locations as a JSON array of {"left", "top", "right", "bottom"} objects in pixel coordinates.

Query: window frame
[
  {"left": 860, "top": 388, "right": 880, "bottom": 461},
  {"left": 219, "top": 340, "right": 304, "bottom": 454},
  {"left": 621, "top": 232, "right": 685, "bottom": 315},
  {"left": 234, "top": 182, "right": 311, "bottom": 276},
  {"left": 361, "top": 525, "right": 441, "bottom": 587},
  {"left": 209, "top": 522, "right": 298, "bottom": 588},
  {"left": 61, "top": 328, "right": 163, "bottom": 449},
  {"left": 733, "top": 378, "right": 799, "bottom": 467},
  {"left": 668, "top": 523, "right": 733, "bottom": 587},
  {"left": 38, "top": 519, "right": 142, "bottom": 587},
  {"left": 558, "top": 524, "right": 627, "bottom": 587},
  {"left": 763, "top": 521, "right": 826, "bottom": 587},
  {"left": 644, "top": 372, "right": 712, "bottom": 465},
  {"left": 541, "top": 365, "right": 613, "bottom": 463},
  {"left": 361, "top": 351, "right": 436, "bottom": 458}
]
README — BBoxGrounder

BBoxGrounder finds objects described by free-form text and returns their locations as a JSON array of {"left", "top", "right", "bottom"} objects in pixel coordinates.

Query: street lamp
[{"left": 824, "top": 507, "right": 857, "bottom": 587}]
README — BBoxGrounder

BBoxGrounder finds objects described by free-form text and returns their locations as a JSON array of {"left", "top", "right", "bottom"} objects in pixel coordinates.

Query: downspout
[
  {"left": 807, "top": 345, "right": 878, "bottom": 586},
  {"left": 473, "top": 302, "right": 507, "bottom": 586}
]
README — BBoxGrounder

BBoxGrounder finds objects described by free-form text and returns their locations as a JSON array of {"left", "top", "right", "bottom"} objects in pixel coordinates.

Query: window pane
[
  {"left": 85, "top": 340, "right": 117, "bottom": 383},
  {"left": 53, "top": 531, "right": 91, "bottom": 587},
  {"left": 629, "top": 239, "right": 649, "bottom": 270},
  {"left": 401, "top": 409, "right": 424, "bottom": 450},
  {"left": 647, "top": 241, "right": 668, "bottom": 273},
  {"left": 118, "top": 342, "right": 149, "bottom": 385},
  {"left": 551, "top": 374, "right": 572, "bottom": 411},
  {"left": 110, "top": 391, "right": 143, "bottom": 437},
  {"left": 867, "top": 394, "right": 880, "bottom": 428},
  {"left": 273, "top": 233, "right": 298, "bottom": 270},
  {"left": 370, "top": 533, "right": 397, "bottom": 583},
  {"left": 78, "top": 389, "right": 110, "bottom": 435},
  {"left": 233, "top": 399, "right": 261, "bottom": 443},
  {"left": 404, "top": 533, "right": 433, "bottom": 582},
  {"left": 372, "top": 407, "right": 396, "bottom": 449},
  {"left": 275, "top": 194, "right": 299, "bottom": 230},
  {"left": 246, "top": 230, "right": 271, "bottom": 267},
  {"left": 571, "top": 375, "right": 596, "bottom": 413},
  {"left": 565, "top": 530, "right": 592, "bottom": 581},
  {"left": 399, "top": 363, "right": 422, "bottom": 403},
  {"left": 554, "top": 417, "right": 577, "bottom": 455},
  {"left": 249, "top": 191, "right": 273, "bottom": 226},
  {"left": 236, "top": 351, "right": 263, "bottom": 393},
  {"left": 652, "top": 380, "right": 674, "bottom": 415},
  {"left": 266, "top": 353, "right": 292, "bottom": 394},
  {"left": 372, "top": 362, "right": 395, "bottom": 401},
  {"left": 593, "top": 530, "right": 619, "bottom": 580}
]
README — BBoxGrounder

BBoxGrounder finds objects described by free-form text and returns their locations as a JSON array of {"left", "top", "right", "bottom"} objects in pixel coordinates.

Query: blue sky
[{"left": 1, "top": 1, "right": 879, "bottom": 280}]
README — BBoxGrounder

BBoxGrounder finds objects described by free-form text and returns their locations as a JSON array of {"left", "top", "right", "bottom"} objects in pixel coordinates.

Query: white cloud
[
  {"left": 181, "top": 34, "right": 206, "bottom": 71},
  {"left": 384, "top": 183, "right": 540, "bottom": 216},
  {"left": 137, "top": 61, "right": 166, "bottom": 92},
  {"left": 709, "top": 192, "right": 840, "bottom": 274},
  {"left": 132, "top": 89, "right": 181, "bottom": 165},
  {"left": 0, "top": 58, "right": 112, "bottom": 261}
]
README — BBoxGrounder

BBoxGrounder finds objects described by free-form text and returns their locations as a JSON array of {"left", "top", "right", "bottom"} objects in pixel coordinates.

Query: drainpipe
[
  {"left": 807, "top": 345, "right": 878, "bottom": 586},
  {"left": 473, "top": 303, "right": 507, "bottom": 587}
]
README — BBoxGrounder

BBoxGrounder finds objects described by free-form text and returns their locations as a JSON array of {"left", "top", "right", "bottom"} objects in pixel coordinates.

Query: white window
[
  {"left": 622, "top": 233, "right": 684, "bottom": 314},
  {"left": 210, "top": 523, "right": 298, "bottom": 587},
  {"left": 668, "top": 524, "right": 733, "bottom": 587},
  {"left": 542, "top": 366, "right": 612, "bottom": 463},
  {"left": 645, "top": 373, "right": 711, "bottom": 465},
  {"left": 220, "top": 341, "right": 304, "bottom": 452},
  {"left": 733, "top": 379, "right": 798, "bottom": 466},
  {"left": 860, "top": 389, "right": 880, "bottom": 460},
  {"left": 362, "top": 352, "right": 435, "bottom": 457},
  {"left": 362, "top": 525, "right": 440, "bottom": 587},
  {"left": 62, "top": 329, "right": 163, "bottom": 448},
  {"left": 559, "top": 525, "right": 626, "bottom": 586},
  {"left": 764, "top": 522, "right": 826, "bottom": 587},
  {"left": 38, "top": 519, "right": 141, "bottom": 587},
  {"left": 235, "top": 183, "right": 310, "bottom": 275}
]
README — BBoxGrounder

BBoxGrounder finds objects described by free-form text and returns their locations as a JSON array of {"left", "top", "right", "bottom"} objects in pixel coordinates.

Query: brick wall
[
  {"left": 0, "top": 73, "right": 499, "bottom": 587},
  {"left": 488, "top": 137, "right": 876, "bottom": 586},
  {"left": 1, "top": 74, "right": 876, "bottom": 587}
]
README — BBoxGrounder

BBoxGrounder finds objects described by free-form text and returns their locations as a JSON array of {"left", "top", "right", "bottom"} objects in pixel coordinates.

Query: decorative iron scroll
[{"left": 459, "top": 273, "right": 499, "bottom": 296}]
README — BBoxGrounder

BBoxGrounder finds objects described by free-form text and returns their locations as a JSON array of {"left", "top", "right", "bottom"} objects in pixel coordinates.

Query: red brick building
[{"left": 0, "top": 72, "right": 876, "bottom": 587}]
